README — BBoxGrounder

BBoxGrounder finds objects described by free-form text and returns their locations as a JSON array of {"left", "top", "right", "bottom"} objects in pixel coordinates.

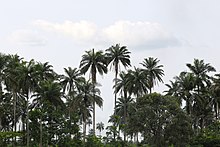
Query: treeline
[{"left": 0, "top": 44, "right": 220, "bottom": 146}]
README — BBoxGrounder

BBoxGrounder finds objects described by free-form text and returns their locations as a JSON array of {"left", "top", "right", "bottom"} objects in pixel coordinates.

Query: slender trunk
[
  {"left": 200, "top": 117, "right": 204, "bottom": 131},
  {"left": 149, "top": 79, "right": 153, "bottom": 94},
  {"left": 136, "top": 132, "right": 138, "bottom": 143},
  {"left": 92, "top": 66, "right": 96, "bottom": 135},
  {"left": 40, "top": 109, "right": 43, "bottom": 147},
  {"left": 186, "top": 99, "right": 190, "bottom": 115},
  {"left": 123, "top": 89, "right": 127, "bottom": 142},
  {"left": 26, "top": 90, "right": 30, "bottom": 147},
  {"left": 83, "top": 119, "right": 87, "bottom": 143},
  {"left": 216, "top": 102, "right": 219, "bottom": 120},
  {"left": 114, "top": 63, "right": 118, "bottom": 113},
  {"left": 0, "top": 117, "right": 2, "bottom": 131},
  {"left": 218, "top": 102, "right": 219, "bottom": 120},
  {"left": 13, "top": 91, "right": 17, "bottom": 147},
  {"left": 22, "top": 116, "right": 26, "bottom": 145},
  {"left": 93, "top": 100, "right": 95, "bottom": 135},
  {"left": 69, "top": 109, "right": 72, "bottom": 138},
  {"left": 113, "top": 130, "right": 116, "bottom": 142}
]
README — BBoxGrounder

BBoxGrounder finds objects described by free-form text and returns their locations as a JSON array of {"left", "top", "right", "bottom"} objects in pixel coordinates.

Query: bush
[
  {"left": 85, "top": 135, "right": 104, "bottom": 147},
  {"left": 191, "top": 122, "right": 220, "bottom": 147}
]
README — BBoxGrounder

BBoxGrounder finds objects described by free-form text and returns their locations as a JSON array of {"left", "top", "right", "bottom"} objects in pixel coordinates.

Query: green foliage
[
  {"left": 85, "top": 135, "right": 104, "bottom": 147},
  {"left": 130, "top": 93, "right": 193, "bottom": 146},
  {"left": 0, "top": 131, "right": 23, "bottom": 146},
  {"left": 191, "top": 122, "right": 220, "bottom": 147},
  {"left": 1, "top": 51, "right": 220, "bottom": 146}
]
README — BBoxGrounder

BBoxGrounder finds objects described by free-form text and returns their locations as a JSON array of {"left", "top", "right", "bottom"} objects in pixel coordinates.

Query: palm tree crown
[
  {"left": 140, "top": 57, "right": 164, "bottom": 93},
  {"left": 80, "top": 49, "right": 107, "bottom": 82}
]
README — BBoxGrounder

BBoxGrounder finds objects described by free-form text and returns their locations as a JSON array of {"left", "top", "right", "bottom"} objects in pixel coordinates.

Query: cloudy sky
[{"left": 1, "top": 0, "right": 220, "bottom": 130}]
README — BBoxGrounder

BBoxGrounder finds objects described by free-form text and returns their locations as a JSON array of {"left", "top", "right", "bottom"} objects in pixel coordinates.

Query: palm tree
[
  {"left": 186, "top": 59, "right": 216, "bottom": 131},
  {"left": 186, "top": 59, "right": 216, "bottom": 94},
  {"left": 73, "top": 78, "right": 102, "bottom": 142},
  {"left": 107, "top": 114, "right": 121, "bottom": 141},
  {"left": 79, "top": 48, "right": 107, "bottom": 134},
  {"left": 175, "top": 72, "right": 195, "bottom": 115},
  {"left": 0, "top": 53, "right": 9, "bottom": 92},
  {"left": 0, "top": 54, "right": 9, "bottom": 132},
  {"left": 33, "top": 80, "right": 64, "bottom": 147},
  {"left": 140, "top": 57, "right": 164, "bottom": 93},
  {"left": 34, "top": 62, "right": 55, "bottom": 81},
  {"left": 210, "top": 74, "right": 220, "bottom": 120},
  {"left": 126, "top": 67, "right": 148, "bottom": 99},
  {"left": 96, "top": 122, "right": 104, "bottom": 136},
  {"left": 105, "top": 44, "right": 131, "bottom": 110},
  {"left": 115, "top": 96, "right": 134, "bottom": 141},
  {"left": 4, "top": 54, "right": 23, "bottom": 146},
  {"left": 18, "top": 59, "right": 40, "bottom": 147},
  {"left": 165, "top": 80, "right": 181, "bottom": 105},
  {"left": 60, "top": 67, "right": 83, "bottom": 95},
  {"left": 114, "top": 71, "right": 128, "bottom": 97}
]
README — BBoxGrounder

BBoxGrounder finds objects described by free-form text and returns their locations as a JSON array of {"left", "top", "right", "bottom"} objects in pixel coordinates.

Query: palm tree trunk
[
  {"left": 114, "top": 63, "right": 118, "bottom": 113},
  {"left": 40, "top": 109, "right": 43, "bottom": 147},
  {"left": 92, "top": 66, "right": 96, "bottom": 135},
  {"left": 123, "top": 89, "right": 127, "bottom": 142},
  {"left": 93, "top": 101, "right": 95, "bottom": 135},
  {"left": 217, "top": 102, "right": 219, "bottom": 120},
  {"left": 216, "top": 102, "right": 219, "bottom": 120},
  {"left": 123, "top": 108, "right": 126, "bottom": 142},
  {"left": 83, "top": 118, "right": 87, "bottom": 143},
  {"left": 0, "top": 117, "right": 2, "bottom": 131},
  {"left": 136, "top": 132, "right": 138, "bottom": 143},
  {"left": 13, "top": 91, "right": 17, "bottom": 147},
  {"left": 26, "top": 90, "right": 30, "bottom": 147},
  {"left": 69, "top": 109, "right": 72, "bottom": 138}
]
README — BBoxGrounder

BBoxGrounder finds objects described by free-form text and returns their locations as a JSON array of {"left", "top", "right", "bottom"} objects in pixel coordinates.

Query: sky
[{"left": 1, "top": 0, "right": 220, "bottom": 132}]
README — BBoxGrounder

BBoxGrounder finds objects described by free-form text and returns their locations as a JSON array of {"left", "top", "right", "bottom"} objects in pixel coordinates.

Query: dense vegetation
[{"left": 1, "top": 44, "right": 220, "bottom": 146}]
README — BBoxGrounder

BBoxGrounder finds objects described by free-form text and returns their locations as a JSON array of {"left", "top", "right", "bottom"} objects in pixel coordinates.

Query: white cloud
[
  {"left": 8, "top": 30, "right": 47, "bottom": 46},
  {"left": 34, "top": 20, "right": 97, "bottom": 43},
  {"left": 102, "top": 21, "right": 181, "bottom": 49},
  {"left": 33, "top": 20, "right": 181, "bottom": 49}
]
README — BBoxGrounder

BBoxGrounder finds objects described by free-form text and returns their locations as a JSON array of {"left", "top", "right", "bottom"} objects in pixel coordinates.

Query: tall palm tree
[
  {"left": 33, "top": 80, "right": 64, "bottom": 147},
  {"left": 140, "top": 57, "right": 164, "bottom": 93},
  {"left": 79, "top": 49, "right": 107, "bottom": 134},
  {"left": 186, "top": 59, "right": 216, "bottom": 131},
  {"left": 4, "top": 54, "right": 23, "bottom": 146},
  {"left": 175, "top": 72, "right": 195, "bottom": 115},
  {"left": 73, "top": 78, "right": 102, "bottom": 142},
  {"left": 60, "top": 67, "right": 84, "bottom": 138},
  {"left": 105, "top": 44, "right": 131, "bottom": 110},
  {"left": 18, "top": 59, "right": 39, "bottom": 147},
  {"left": 115, "top": 96, "right": 134, "bottom": 141},
  {"left": 114, "top": 71, "right": 131, "bottom": 141},
  {"left": 211, "top": 74, "right": 220, "bottom": 120}
]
